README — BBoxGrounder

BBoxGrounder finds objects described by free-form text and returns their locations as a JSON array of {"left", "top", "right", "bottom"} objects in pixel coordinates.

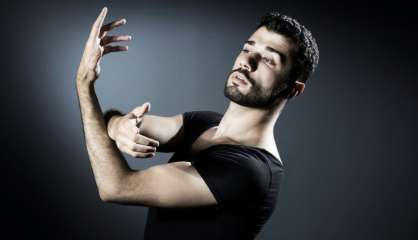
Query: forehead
[{"left": 247, "top": 26, "right": 294, "bottom": 55}]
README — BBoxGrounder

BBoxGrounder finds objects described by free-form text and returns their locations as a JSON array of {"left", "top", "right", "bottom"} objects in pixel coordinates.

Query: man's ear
[
  {"left": 294, "top": 81, "right": 305, "bottom": 96},
  {"left": 288, "top": 81, "right": 305, "bottom": 98}
]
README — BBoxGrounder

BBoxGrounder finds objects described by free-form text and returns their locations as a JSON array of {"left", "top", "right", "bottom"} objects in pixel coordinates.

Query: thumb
[{"left": 131, "top": 102, "right": 151, "bottom": 118}]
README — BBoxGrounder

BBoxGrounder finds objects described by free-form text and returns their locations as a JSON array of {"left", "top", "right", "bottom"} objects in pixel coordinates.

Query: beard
[{"left": 223, "top": 69, "right": 292, "bottom": 109}]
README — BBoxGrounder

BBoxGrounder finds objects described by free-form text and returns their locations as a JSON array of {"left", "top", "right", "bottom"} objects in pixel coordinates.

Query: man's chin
[
  {"left": 223, "top": 87, "right": 251, "bottom": 106},
  {"left": 223, "top": 86, "right": 279, "bottom": 109}
]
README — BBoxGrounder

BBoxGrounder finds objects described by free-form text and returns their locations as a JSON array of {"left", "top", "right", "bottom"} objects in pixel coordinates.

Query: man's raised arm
[
  {"left": 75, "top": 7, "right": 134, "bottom": 200},
  {"left": 75, "top": 8, "right": 217, "bottom": 208}
]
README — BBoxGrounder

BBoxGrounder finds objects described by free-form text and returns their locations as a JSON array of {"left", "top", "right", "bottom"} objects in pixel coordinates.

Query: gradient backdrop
[{"left": 1, "top": 0, "right": 417, "bottom": 239}]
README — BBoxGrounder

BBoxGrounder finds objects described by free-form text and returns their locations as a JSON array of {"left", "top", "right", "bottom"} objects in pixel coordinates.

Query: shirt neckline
[{"left": 196, "top": 143, "right": 284, "bottom": 167}]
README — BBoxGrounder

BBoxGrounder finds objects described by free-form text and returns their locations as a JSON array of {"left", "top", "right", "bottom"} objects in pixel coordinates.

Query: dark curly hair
[{"left": 256, "top": 11, "right": 319, "bottom": 84}]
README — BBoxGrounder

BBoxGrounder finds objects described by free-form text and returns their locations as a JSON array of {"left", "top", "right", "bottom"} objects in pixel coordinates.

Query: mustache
[{"left": 229, "top": 68, "right": 255, "bottom": 85}]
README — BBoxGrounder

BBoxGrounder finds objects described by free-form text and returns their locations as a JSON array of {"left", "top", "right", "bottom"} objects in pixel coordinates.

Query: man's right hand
[{"left": 108, "top": 102, "right": 160, "bottom": 158}]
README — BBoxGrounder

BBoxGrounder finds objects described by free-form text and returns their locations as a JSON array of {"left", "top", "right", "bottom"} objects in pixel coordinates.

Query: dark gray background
[{"left": 1, "top": 0, "right": 417, "bottom": 239}]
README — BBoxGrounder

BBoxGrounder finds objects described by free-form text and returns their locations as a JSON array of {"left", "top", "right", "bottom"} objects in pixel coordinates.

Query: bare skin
[{"left": 108, "top": 104, "right": 160, "bottom": 158}]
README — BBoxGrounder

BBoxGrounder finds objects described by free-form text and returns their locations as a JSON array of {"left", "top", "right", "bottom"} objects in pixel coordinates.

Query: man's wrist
[
  {"left": 108, "top": 116, "right": 121, "bottom": 140},
  {"left": 104, "top": 109, "right": 124, "bottom": 140},
  {"left": 76, "top": 67, "right": 97, "bottom": 88},
  {"left": 76, "top": 78, "right": 95, "bottom": 93}
]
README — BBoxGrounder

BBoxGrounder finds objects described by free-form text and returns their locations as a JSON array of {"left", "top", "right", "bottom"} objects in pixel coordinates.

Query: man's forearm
[{"left": 76, "top": 81, "right": 132, "bottom": 199}]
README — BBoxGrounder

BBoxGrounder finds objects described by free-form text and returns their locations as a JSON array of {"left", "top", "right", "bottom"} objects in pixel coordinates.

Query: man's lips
[{"left": 232, "top": 72, "right": 250, "bottom": 86}]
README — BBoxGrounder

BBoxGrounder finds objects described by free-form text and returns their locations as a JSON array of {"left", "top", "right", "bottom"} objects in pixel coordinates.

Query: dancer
[{"left": 76, "top": 7, "right": 318, "bottom": 239}]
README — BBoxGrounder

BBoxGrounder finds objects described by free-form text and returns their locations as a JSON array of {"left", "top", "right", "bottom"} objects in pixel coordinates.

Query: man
[{"left": 76, "top": 7, "right": 319, "bottom": 240}]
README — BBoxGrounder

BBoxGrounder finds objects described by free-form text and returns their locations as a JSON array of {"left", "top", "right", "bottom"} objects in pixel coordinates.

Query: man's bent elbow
[
  {"left": 96, "top": 180, "right": 156, "bottom": 206},
  {"left": 98, "top": 183, "right": 123, "bottom": 203},
  {"left": 99, "top": 190, "right": 113, "bottom": 202}
]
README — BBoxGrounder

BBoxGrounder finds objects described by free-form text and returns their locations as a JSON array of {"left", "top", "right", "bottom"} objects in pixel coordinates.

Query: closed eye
[
  {"left": 241, "top": 48, "right": 276, "bottom": 66},
  {"left": 262, "top": 56, "right": 275, "bottom": 66}
]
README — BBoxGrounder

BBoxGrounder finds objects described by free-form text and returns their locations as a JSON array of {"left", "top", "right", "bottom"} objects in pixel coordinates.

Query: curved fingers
[
  {"left": 100, "top": 18, "right": 127, "bottom": 38},
  {"left": 100, "top": 35, "right": 132, "bottom": 46},
  {"left": 103, "top": 45, "right": 129, "bottom": 55},
  {"left": 133, "top": 133, "right": 160, "bottom": 147},
  {"left": 118, "top": 136, "right": 156, "bottom": 153},
  {"left": 116, "top": 141, "right": 155, "bottom": 158}
]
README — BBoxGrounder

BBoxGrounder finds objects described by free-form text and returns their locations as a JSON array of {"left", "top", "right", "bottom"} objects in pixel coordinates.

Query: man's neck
[{"left": 213, "top": 100, "right": 286, "bottom": 147}]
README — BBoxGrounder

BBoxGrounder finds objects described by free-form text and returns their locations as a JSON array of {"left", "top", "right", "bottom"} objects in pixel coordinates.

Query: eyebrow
[{"left": 244, "top": 40, "right": 286, "bottom": 63}]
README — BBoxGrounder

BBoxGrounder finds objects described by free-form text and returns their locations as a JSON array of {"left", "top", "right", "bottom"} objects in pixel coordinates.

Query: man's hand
[
  {"left": 76, "top": 7, "right": 131, "bottom": 84},
  {"left": 109, "top": 102, "right": 160, "bottom": 158}
]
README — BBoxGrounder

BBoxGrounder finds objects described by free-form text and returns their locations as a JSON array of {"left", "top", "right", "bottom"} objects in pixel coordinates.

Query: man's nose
[{"left": 239, "top": 52, "right": 260, "bottom": 72}]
